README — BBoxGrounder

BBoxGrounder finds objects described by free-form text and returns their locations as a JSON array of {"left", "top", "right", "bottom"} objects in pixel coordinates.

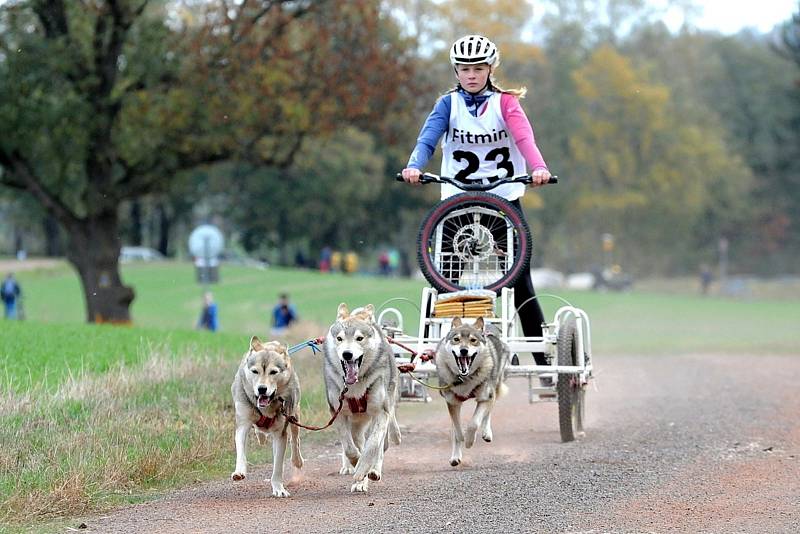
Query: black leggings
[{"left": 509, "top": 199, "right": 547, "bottom": 365}]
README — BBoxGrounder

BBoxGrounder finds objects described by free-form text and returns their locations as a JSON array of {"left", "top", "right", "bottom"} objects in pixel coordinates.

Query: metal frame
[{"left": 378, "top": 286, "right": 593, "bottom": 404}]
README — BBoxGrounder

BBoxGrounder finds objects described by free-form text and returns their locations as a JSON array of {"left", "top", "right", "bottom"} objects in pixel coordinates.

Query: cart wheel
[
  {"left": 557, "top": 316, "right": 585, "bottom": 442},
  {"left": 417, "top": 192, "right": 532, "bottom": 293}
]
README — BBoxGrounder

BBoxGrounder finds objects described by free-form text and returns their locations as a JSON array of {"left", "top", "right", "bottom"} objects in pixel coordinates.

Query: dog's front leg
[
  {"left": 466, "top": 400, "right": 492, "bottom": 448},
  {"left": 446, "top": 401, "right": 465, "bottom": 466},
  {"left": 337, "top": 415, "right": 360, "bottom": 475},
  {"left": 354, "top": 410, "right": 389, "bottom": 483},
  {"left": 231, "top": 422, "right": 250, "bottom": 481},
  {"left": 270, "top": 431, "right": 290, "bottom": 497},
  {"left": 480, "top": 402, "right": 494, "bottom": 443}
]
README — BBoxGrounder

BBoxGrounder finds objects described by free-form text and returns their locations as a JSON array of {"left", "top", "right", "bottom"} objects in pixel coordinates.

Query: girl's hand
[
  {"left": 401, "top": 168, "right": 422, "bottom": 185},
  {"left": 530, "top": 168, "right": 551, "bottom": 187}
]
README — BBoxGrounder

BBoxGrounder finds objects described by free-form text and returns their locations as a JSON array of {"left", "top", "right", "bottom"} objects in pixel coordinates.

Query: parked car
[
  {"left": 219, "top": 250, "right": 268, "bottom": 269},
  {"left": 120, "top": 246, "right": 165, "bottom": 263}
]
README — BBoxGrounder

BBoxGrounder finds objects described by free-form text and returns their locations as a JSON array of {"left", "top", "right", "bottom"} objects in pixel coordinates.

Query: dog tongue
[{"left": 344, "top": 361, "right": 359, "bottom": 385}]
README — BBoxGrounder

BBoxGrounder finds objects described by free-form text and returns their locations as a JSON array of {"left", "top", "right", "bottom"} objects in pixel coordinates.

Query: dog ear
[
  {"left": 276, "top": 342, "right": 289, "bottom": 357},
  {"left": 451, "top": 317, "right": 462, "bottom": 327},
  {"left": 362, "top": 304, "right": 374, "bottom": 321},
  {"left": 474, "top": 316, "right": 484, "bottom": 330},
  {"left": 250, "top": 335, "right": 264, "bottom": 352},
  {"left": 275, "top": 342, "right": 291, "bottom": 364},
  {"left": 337, "top": 302, "right": 350, "bottom": 321}
]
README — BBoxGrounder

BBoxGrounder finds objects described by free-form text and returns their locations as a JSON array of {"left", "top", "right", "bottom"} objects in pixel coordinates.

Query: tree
[
  {"left": 0, "top": 0, "right": 409, "bottom": 322},
  {"left": 566, "top": 45, "right": 753, "bottom": 273}
]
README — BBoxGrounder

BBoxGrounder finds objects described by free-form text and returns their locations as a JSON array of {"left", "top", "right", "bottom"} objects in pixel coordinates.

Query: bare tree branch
[{"left": 0, "top": 148, "right": 80, "bottom": 227}]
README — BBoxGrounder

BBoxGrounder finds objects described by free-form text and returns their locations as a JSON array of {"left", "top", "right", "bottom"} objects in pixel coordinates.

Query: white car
[{"left": 120, "top": 246, "right": 165, "bottom": 263}]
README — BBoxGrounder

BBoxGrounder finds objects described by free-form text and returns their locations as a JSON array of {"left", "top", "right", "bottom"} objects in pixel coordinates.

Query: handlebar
[{"left": 395, "top": 172, "right": 557, "bottom": 191}]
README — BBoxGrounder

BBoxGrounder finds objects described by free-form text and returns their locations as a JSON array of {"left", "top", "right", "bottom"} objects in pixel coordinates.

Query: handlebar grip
[
  {"left": 548, "top": 176, "right": 558, "bottom": 184},
  {"left": 395, "top": 172, "right": 435, "bottom": 184}
]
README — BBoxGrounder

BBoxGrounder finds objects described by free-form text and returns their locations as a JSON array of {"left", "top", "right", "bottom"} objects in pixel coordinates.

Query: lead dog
[
  {"left": 231, "top": 336, "right": 303, "bottom": 497},
  {"left": 435, "top": 316, "right": 510, "bottom": 466},
  {"left": 323, "top": 303, "right": 401, "bottom": 493}
]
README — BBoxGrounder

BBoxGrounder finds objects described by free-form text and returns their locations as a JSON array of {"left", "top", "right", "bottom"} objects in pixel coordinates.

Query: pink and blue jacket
[{"left": 407, "top": 88, "right": 548, "bottom": 171}]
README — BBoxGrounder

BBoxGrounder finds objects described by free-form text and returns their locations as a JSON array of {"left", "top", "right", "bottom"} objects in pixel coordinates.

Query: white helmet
[{"left": 449, "top": 35, "right": 499, "bottom": 66}]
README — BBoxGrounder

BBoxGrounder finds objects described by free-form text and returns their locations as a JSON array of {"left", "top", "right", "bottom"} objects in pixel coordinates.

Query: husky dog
[
  {"left": 231, "top": 336, "right": 304, "bottom": 497},
  {"left": 435, "top": 316, "right": 510, "bottom": 466},
  {"left": 323, "top": 303, "right": 402, "bottom": 493}
]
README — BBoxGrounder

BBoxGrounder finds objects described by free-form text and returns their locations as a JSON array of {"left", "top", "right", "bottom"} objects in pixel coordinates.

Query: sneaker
[
  {"left": 538, "top": 375, "right": 555, "bottom": 388},
  {"left": 532, "top": 352, "right": 549, "bottom": 366}
]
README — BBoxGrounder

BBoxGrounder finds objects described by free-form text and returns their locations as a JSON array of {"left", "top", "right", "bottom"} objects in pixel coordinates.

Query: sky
[{"left": 661, "top": 0, "right": 797, "bottom": 34}]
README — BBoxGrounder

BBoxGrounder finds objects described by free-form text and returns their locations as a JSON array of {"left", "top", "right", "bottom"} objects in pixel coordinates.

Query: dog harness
[
  {"left": 255, "top": 413, "right": 277, "bottom": 430},
  {"left": 446, "top": 384, "right": 480, "bottom": 403},
  {"left": 346, "top": 393, "right": 369, "bottom": 414}
]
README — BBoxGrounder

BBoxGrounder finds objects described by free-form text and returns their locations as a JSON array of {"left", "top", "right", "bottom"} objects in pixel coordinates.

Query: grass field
[
  {"left": 1, "top": 260, "right": 798, "bottom": 530},
  {"left": 9, "top": 259, "right": 800, "bottom": 356}
]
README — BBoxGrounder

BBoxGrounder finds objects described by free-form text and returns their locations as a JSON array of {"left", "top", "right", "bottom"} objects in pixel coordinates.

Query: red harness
[
  {"left": 346, "top": 393, "right": 369, "bottom": 414},
  {"left": 255, "top": 414, "right": 277, "bottom": 430},
  {"left": 450, "top": 385, "right": 480, "bottom": 403}
]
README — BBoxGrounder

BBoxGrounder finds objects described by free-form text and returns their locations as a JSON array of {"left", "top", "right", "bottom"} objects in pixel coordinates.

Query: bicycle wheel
[
  {"left": 417, "top": 192, "right": 532, "bottom": 293},
  {"left": 557, "top": 316, "right": 585, "bottom": 442}
]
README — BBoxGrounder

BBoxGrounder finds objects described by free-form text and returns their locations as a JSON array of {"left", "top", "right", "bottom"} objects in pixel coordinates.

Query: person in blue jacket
[{"left": 196, "top": 291, "right": 218, "bottom": 332}]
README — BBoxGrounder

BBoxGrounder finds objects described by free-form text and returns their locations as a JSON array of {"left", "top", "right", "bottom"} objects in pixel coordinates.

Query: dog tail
[
  {"left": 388, "top": 412, "right": 402, "bottom": 446},
  {"left": 497, "top": 381, "right": 509, "bottom": 399}
]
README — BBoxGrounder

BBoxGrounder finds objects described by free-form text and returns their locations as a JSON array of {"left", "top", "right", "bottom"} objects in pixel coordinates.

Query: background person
[
  {"left": 401, "top": 34, "right": 553, "bottom": 382},
  {"left": 1, "top": 272, "right": 21, "bottom": 320},
  {"left": 271, "top": 293, "right": 297, "bottom": 336},
  {"left": 699, "top": 263, "right": 714, "bottom": 295},
  {"left": 196, "top": 291, "right": 218, "bottom": 332}
]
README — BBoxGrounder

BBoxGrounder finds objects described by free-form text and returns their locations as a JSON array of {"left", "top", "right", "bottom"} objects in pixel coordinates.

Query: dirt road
[{"left": 83, "top": 353, "right": 800, "bottom": 533}]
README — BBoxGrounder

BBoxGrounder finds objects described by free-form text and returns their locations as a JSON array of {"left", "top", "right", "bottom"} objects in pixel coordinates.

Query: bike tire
[
  {"left": 417, "top": 192, "right": 532, "bottom": 293},
  {"left": 557, "top": 316, "right": 585, "bottom": 442}
]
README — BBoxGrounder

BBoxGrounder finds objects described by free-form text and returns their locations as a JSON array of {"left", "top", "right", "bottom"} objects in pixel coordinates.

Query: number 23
[{"left": 453, "top": 147, "right": 514, "bottom": 181}]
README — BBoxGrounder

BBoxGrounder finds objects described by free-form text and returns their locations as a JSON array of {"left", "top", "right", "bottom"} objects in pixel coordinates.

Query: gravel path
[{"left": 81, "top": 353, "right": 800, "bottom": 533}]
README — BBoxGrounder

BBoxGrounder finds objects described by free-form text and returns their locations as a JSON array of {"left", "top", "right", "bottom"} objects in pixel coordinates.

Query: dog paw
[
  {"left": 271, "top": 485, "right": 291, "bottom": 498},
  {"left": 482, "top": 429, "right": 493, "bottom": 443},
  {"left": 351, "top": 479, "right": 369, "bottom": 493},
  {"left": 464, "top": 425, "right": 477, "bottom": 448},
  {"left": 231, "top": 472, "right": 246, "bottom": 481},
  {"left": 367, "top": 469, "right": 381, "bottom": 481},
  {"left": 449, "top": 457, "right": 461, "bottom": 467},
  {"left": 339, "top": 465, "right": 355, "bottom": 475}
]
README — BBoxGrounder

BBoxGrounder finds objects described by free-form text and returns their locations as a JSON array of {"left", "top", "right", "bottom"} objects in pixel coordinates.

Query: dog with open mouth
[
  {"left": 322, "top": 303, "right": 401, "bottom": 493},
  {"left": 435, "top": 316, "right": 510, "bottom": 467},
  {"left": 230, "top": 336, "right": 303, "bottom": 497}
]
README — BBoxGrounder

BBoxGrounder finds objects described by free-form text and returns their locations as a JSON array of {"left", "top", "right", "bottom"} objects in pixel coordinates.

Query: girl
[{"left": 401, "top": 34, "right": 553, "bottom": 379}]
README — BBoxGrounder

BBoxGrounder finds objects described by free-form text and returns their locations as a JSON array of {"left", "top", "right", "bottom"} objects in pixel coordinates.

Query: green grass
[
  {"left": 0, "top": 320, "right": 327, "bottom": 530},
  {"left": 0, "top": 319, "right": 244, "bottom": 392},
  {"left": 12, "top": 260, "right": 800, "bottom": 356}
]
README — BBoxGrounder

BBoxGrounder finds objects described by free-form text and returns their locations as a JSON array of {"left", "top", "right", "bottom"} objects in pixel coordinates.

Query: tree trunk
[
  {"left": 43, "top": 214, "right": 63, "bottom": 257},
  {"left": 156, "top": 202, "right": 170, "bottom": 256},
  {"left": 65, "top": 213, "right": 135, "bottom": 324},
  {"left": 130, "top": 200, "right": 143, "bottom": 246}
]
